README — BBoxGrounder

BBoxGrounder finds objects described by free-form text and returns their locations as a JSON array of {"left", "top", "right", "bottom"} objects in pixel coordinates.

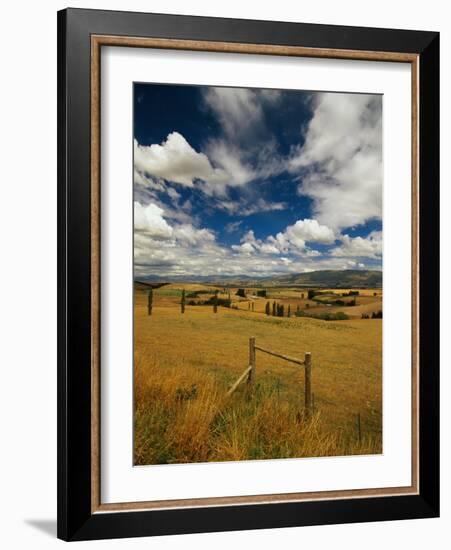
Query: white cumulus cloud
[
  {"left": 232, "top": 219, "right": 335, "bottom": 256},
  {"left": 290, "top": 93, "right": 382, "bottom": 230},
  {"left": 173, "top": 224, "right": 216, "bottom": 246},
  {"left": 330, "top": 230, "right": 382, "bottom": 259},
  {"left": 205, "top": 140, "right": 255, "bottom": 187},
  {"left": 134, "top": 202, "right": 173, "bottom": 240},
  {"left": 201, "top": 87, "right": 285, "bottom": 193},
  {"left": 202, "top": 87, "right": 265, "bottom": 140},
  {"left": 134, "top": 132, "right": 227, "bottom": 187},
  {"left": 275, "top": 218, "right": 336, "bottom": 250}
]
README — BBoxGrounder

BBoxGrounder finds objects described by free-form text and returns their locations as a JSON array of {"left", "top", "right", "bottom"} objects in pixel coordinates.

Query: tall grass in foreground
[{"left": 134, "top": 352, "right": 381, "bottom": 465}]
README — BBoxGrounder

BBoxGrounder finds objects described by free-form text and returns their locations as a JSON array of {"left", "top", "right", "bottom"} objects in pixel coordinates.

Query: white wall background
[{"left": 0, "top": 1, "right": 448, "bottom": 548}]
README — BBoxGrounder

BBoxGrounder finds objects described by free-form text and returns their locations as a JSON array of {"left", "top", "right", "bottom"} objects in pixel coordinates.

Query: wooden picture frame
[{"left": 57, "top": 8, "right": 439, "bottom": 541}]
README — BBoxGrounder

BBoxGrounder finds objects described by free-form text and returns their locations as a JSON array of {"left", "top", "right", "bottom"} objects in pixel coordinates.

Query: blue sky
[{"left": 133, "top": 83, "right": 382, "bottom": 279}]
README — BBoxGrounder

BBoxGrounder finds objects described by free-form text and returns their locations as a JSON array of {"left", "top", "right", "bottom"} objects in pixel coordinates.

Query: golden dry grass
[
  {"left": 164, "top": 282, "right": 220, "bottom": 292},
  {"left": 224, "top": 287, "right": 382, "bottom": 318},
  {"left": 134, "top": 288, "right": 382, "bottom": 465}
]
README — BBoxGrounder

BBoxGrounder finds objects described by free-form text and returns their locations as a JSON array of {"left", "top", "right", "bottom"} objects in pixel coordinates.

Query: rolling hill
[
  {"left": 262, "top": 269, "right": 382, "bottom": 288},
  {"left": 136, "top": 269, "right": 382, "bottom": 289}
]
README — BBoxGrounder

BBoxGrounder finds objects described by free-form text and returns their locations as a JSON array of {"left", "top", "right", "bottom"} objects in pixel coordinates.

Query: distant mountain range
[
  {"left": 136, "top": 269, "right": 382, "bottom": 289},
  {"left": 261, "top": 269, "right": 382, "bottom": 287}
]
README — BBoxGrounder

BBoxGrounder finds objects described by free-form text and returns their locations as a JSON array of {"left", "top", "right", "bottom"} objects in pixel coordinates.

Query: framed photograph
[{"left": 57, "top": 8, "right": 439, "bottom": 541}]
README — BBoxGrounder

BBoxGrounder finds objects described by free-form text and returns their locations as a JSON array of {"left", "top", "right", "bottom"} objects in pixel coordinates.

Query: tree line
[
  {"left": 147, "top": 288, "right": 225, "bottom": 316},
  {"left": 265, "top": 301, "right": 296, "bottom": 318}
]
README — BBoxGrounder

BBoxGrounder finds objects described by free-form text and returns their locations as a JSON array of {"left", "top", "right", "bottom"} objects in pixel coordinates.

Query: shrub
[
  {"left": 205, "top": 297, "right": 231, "bottom": 308},
  {"left": 295, "top": 310, "right": 349, "bottom": 321},
  {"left": 257, "top": 289, "right": 267, "bottom": 297},
  {"left": 316, "top": 311, "right": 349, "bottom": 321},
  {"left": 190, "top": 297, "right": 231, "bottom": 308},
  {"left": 236, "top": 288, "right": 246, "bottom": 298},
  {"left": 181, "top": 289, "right": 185, "bottom": 314},
  {"left": 186, "top": 290, "right": 210, "bottom": 298},
  {"left": 147, "top": 289, "right": 153, "bottom": 316}
]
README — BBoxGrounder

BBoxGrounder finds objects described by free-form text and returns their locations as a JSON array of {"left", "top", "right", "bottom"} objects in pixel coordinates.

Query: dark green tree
[
  {"left": 272, "top": 301, "right": 276, "bottom": 316},
  {"left": 287, "top": 305, "right": 291, "bottom": 317},
  {"left": 265, "top": 302, "right": 270, "bottom": 315},
  {"left": 181, "top": 289, "right": 186, "bottom": 314},
  {"left": 147, "top": 288, "right": 153, "bottom": 316}
]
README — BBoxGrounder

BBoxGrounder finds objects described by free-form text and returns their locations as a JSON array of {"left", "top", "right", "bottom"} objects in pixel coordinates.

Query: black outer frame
[{"left": 57, "top": 8, "right": 439, "bottom": 542}]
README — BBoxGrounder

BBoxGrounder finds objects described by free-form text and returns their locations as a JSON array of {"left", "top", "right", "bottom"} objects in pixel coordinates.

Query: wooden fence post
[
  {"left": 248, "top": 337, "right": 256, "bottom": 385},
  {"left": 304, "top": 352, "right": 312, "bottom": 415}
]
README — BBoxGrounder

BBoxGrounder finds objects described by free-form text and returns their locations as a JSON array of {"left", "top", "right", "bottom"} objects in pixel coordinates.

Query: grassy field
[{"left": 134, "top": 284, "right": 382, "bottom": 465}]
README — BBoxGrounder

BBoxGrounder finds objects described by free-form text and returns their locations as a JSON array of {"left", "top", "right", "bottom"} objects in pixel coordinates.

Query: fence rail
[
  {"left": 254, "top": 345, "right": 305, "bottom": 366},
  {"left": 226, "top": 366, "right": 253, "bottom": 396},
  {"left": 227, "top": 337, "right": 313, "bottom": 416}
]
